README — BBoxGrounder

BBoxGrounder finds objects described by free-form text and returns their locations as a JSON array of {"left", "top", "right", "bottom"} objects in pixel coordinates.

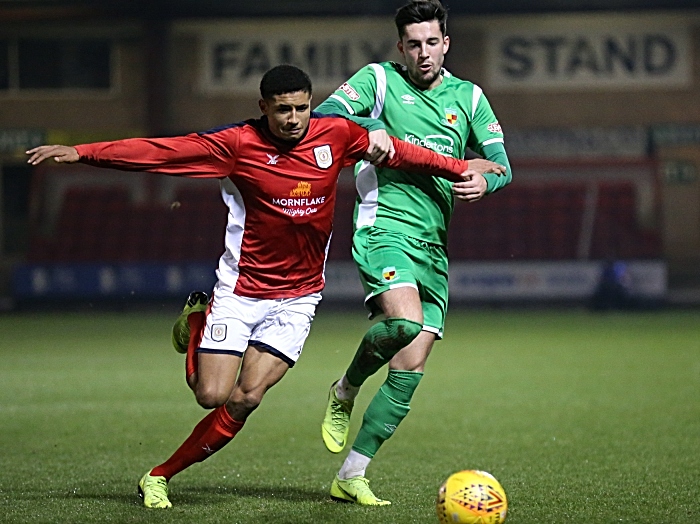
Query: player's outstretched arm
[
  {"left": 384, "top": 136, "right": 492, "bottom": 182},
  {"left": 26, "top": 145, "right": 79, "bottom": 165},
  {"left": 28, "top": 135, "right": 233, "bottom": 178}
]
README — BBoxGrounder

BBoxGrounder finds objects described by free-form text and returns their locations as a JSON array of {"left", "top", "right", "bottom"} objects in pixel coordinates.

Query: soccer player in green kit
[{"left": 316, "top": 0, "right": 513, "bottom": 505}]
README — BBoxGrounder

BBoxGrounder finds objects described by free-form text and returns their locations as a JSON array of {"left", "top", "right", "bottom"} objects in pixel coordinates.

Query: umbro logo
[
  {"left": 266, "top": 154, "right": 279, "bottom": 165},
  {"left": 401, "top": 94, "right": 415, "bottom": 105}
]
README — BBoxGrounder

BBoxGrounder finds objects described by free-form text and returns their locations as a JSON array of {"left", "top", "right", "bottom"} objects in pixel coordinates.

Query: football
[{"left": 436, "top": 470, "right": 508, "bottom": 524}]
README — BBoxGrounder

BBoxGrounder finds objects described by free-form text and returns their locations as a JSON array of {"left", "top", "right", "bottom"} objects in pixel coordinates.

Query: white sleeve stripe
[
  {"left": 368, "top": 63, "right": 387, "bottom": 119},
  {"left": 329, "top": 94, "right": 355, "bottom": 115},
  {"left": 471, "top": 84, "right": 483, "bottom": 120},
  {"left": 482, "top": 137, "right": 504, "bottom": 146}
]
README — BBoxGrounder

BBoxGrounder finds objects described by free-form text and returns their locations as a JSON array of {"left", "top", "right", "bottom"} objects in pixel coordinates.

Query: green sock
[
  {"left": 345, "top": 318, "right": 422, "bottom": 387},
  {"left": 351, "top": 369, "right": 423, "bottom": 459}
]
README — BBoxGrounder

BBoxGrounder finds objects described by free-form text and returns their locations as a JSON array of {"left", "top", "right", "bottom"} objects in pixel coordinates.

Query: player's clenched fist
[
  {"left": 453, "top": 170, "right": 488, "bottom": 202},
  {"left": 26, "top": 145, "right": 79, "bottom": 165}
]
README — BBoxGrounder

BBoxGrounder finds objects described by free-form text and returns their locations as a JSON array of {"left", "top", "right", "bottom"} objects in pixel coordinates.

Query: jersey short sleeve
[
  {"left": 467, "top": 88, "right": 504, "bottom": 155},
  {"left": 327, "top": 65, "right": 379, "bottom": 117}
]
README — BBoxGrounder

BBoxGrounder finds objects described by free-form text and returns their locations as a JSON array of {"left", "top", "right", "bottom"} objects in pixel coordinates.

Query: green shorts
[{"left": 352, "top": 226, "right": 449, "bottom": 338}]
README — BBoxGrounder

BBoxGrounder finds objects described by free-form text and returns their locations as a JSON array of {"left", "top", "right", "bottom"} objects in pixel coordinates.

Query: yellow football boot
[
  {"left": 137, "top": 470, "right": 172, "bottom": 509},
  {"left": 171, "top": 291, "right": 209, "bottom": 353},
  {"left": 330, "top": 475, "right": 391, "bottom": 506}
]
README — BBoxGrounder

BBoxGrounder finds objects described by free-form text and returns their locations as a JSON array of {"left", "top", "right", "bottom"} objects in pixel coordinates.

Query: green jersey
[{"left": 316, "top": 61, "right": 509, "bottom": 246}]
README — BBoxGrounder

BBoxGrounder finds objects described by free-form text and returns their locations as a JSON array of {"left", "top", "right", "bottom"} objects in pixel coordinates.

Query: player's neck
[{"left": 409, "top": 71, "right": 444, "bottom": 91}]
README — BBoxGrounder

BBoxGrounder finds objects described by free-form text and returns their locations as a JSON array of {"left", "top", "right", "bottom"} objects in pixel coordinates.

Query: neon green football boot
[
  {"left": 321, "top": 381, "right": 354, "bottom": 453},
  {"left": 330, "top": 475, "right": 391, "bottom": 506},
  {"left": 138, "top": 470, "right": 172, "bottom": 509},
  {"left": 171, "top": 291, "right": 209, "bottom": 354}
]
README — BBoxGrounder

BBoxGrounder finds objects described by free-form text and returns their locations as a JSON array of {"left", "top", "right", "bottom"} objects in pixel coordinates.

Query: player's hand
[
  {"left": 364, "top": 129, "right": 395, "bottom": 165},
  {"left": 453, "top": 171, "right": 487, "bottom": 202},
  {"left": 26, "top": 145, "right": 79, "bottom": 165},
  {"left": 467, "top": 158, "right": 506, "bottom": 176}
]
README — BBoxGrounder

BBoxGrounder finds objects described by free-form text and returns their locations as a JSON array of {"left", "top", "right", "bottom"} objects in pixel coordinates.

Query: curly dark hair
[{"left": 259, "top": 65, "right": 312, "bottom": 100}]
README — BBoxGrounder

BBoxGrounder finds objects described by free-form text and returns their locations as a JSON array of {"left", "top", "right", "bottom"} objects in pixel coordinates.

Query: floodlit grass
[{"left": 0, "top": 308, "right": 698, "bottom": 523}]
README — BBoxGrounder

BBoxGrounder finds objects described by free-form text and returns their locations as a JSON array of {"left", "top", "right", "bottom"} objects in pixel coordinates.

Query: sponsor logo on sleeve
[
  {"left": 339, "top": 82, "right": 360, "bottom": 101},
  {"left": 487, "top": 122, "right": 502, "bottom": 133},
  {"left": 313, "top": 145, "right": 333, "bottom": 169}
]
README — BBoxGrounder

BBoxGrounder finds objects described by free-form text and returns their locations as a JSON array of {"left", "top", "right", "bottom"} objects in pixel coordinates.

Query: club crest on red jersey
[{"left": 314, "top": 145, "right": 333, "bottom": 169}]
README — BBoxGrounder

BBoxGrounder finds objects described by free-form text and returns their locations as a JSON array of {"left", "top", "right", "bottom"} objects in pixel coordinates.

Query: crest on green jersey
[{"left": 443, "top": 108, "right": 458, "bottom": 126}]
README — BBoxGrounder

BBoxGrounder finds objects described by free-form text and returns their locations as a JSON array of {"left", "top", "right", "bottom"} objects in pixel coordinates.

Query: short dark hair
[
  {"left": 259, "top": 65, "right": 312, "bottom": 100},
  {"left": 395, "top": 0, "right": 448, "bottom": 38}
]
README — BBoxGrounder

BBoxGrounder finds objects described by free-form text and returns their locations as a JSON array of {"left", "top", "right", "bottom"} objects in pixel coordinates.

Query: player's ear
[
  {"left": 258, "top": 98, "right": 267, "bottom": 115},
  {"left": 397, "top": 40, "right": 404, "bottom": 56},
  {"left": 443, "top": 35, "right": 450, "bottom": 54}
]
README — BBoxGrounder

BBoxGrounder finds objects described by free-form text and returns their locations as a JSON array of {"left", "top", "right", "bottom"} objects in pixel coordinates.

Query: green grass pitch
[{"left": 0, "top": 308, "right": 698, "bottom": 523}]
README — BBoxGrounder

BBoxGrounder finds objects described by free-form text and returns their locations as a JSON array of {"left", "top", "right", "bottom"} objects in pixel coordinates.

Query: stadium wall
[
  {"left": 1, "top": 10, "right": 699, "bottom": 299},
  {"left": 165, "top": 12, "right": 700, "bottom": 128}
]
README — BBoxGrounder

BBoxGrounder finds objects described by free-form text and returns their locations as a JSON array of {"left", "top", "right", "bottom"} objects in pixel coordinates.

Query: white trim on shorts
[{"left": 364, "top": 282, "right": 417, "bottom": 302}]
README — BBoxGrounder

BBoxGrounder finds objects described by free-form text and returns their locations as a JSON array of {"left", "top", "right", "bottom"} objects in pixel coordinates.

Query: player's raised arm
[{"left": 27, "top": 132, "right": 237, "bottom": 179}]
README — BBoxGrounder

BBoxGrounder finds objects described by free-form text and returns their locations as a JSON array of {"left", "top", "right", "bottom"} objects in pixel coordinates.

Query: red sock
[
  {"left": 186, "top": 311, "right": 206, "bottom": 383},
  {"left": 151, "top": 405, "right": 244, "bottom": 481}
]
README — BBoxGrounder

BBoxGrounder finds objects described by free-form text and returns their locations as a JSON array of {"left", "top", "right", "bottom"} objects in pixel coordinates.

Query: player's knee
[
  {"left": 227, "top": 386, "right": 264, "bottom": 415},
  {"left": 384, "top": 317, "right": 423, "bottom": 348},
  {"left": 195, "top": 384, "right": 229, "bottom": 409}
]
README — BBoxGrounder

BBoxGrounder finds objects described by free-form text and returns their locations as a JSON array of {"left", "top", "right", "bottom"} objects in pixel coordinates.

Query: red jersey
[{"left": 76, "top": 113, "right": 470, "bottom": 298}]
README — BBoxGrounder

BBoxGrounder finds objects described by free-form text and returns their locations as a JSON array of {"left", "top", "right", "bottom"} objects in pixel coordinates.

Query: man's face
[
  {"left": 397, "top": 20, "right": 450, "bottom": 90},
  {"left": 259, "top": 90, "right": 312, "bottom": 141}
]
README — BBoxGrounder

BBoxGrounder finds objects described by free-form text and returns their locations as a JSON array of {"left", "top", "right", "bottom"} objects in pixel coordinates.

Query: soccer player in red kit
[{"left": 27, "top": 65, "right": 504, "bottom": 509}]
